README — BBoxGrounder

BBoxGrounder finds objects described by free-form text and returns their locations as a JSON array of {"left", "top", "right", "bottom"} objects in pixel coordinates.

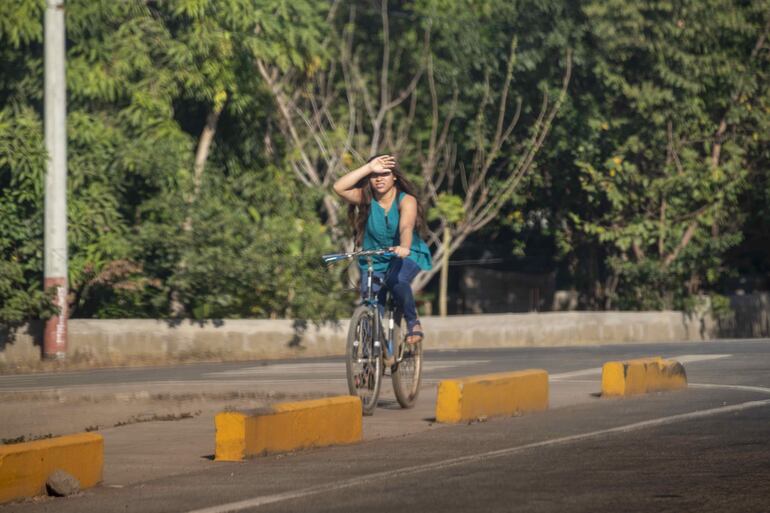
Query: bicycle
[{"left": 322, "top": 249, "right": 424, "bottom": 415}]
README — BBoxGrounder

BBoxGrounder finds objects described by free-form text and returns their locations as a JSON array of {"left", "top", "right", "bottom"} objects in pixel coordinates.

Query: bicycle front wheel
[
  {"left": 391, "top": 321, "right": 423, "bottom": 409},
  {"left": 346, "top": 305, "right": 382, "bottom": 415}
]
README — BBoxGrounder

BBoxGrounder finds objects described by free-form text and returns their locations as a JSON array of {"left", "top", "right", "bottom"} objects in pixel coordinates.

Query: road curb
[
  {"left": 0, "top": 432, "right": 103, "bottom": 504},
  {"left": 601, "top": 357, "right": 687, "bottom": 396},
  {"left": 435, "top": 370, "right": 549, "bottom": 423},
  {"left": 215, "top": 396, "right": 362, "bottom": 461}
]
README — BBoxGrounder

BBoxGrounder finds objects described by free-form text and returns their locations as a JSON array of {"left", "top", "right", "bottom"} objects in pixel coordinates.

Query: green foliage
[
  {"left": 0, "top": 261, "right": 54, "bottom": 325},
  {"left": 428, "top": 193, "right": 465, "bottom": 224},
  {"left": 133, "top": 167, "right": 349, "bottom": 320},
  {"left": 0, "top": 107, "right": 52, "bottom": 324},
  {"left": 0, "top": 0, "right": 343, "bottom": 323},
  {"left": 0, "top": 0, "right": 44, "bottom": 49},
  {"left": 1, "top": 0, "right": 768, "bottom": 323},
  {"left": 706, "top": 294, "right": 733, "bottom": 321},
  {"left": 543, "top": 0, "right": 769, "bottom": 309}
]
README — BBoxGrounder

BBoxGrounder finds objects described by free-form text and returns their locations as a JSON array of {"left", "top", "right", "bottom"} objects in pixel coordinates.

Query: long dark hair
[{"left": 347, "top": 155, "right": 427, "bottom": 247}]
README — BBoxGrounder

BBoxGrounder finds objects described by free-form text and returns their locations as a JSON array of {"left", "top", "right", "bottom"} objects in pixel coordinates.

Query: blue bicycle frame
[{"left": 322, "top": 249, "right": 399, "bottom": 360}]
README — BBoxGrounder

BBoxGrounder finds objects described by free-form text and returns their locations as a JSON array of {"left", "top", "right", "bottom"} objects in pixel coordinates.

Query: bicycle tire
[
  {"left": 346, "top": 305, "right": 382, "bottom": 415},
  {"left": 391, "top": 320, "right": 423, "bottom": 408}
]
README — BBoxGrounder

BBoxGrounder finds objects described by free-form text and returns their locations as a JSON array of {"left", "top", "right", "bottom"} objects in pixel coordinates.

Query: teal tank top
[{"left": 360, "top": 192, "right": 432, "bottom": 273}]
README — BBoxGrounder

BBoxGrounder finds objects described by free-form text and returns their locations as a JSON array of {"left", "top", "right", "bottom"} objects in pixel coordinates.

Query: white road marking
[
  {"left": 203, "top": 360, "right": 489, "bottom": 378},
  {"left": 550, "top": 368, "right": 601, "bottom": 380},
  {"left": 551, "top": 380, "right": 770, "bottom": 396},
  {"left": 0, "top": 378, "right": 39, "bottom": 386},
  {"left": 0, "top": 354, "right": 731, "bottom": 390},
  {"left": 204, "top": 363, "right": 342, "bottom": 376},
  {"left": 0, "top": 378, "right": 444, "bottom": 394},
  {"left": 185, "top": 398, "right": 770, "bottom": 513},
  {"left": 548, "top": 354, "right": 732, "bottom": 382},
  {"left": 548, "top": 379, "right": 599, "bottom": 384},
  {"left": 0, "top": 380, "right": 347, "bottom": 393},
  {"left": 690, "top": 383, "right": 770, "bottom": 395},
  {"left": 670, "top": 354, "right": 731, "bottom": 364}
]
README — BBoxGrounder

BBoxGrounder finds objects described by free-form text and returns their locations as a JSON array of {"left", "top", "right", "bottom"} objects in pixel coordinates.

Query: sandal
[{"left": 406, "top": 323, "right": 424, "bottom": 345}]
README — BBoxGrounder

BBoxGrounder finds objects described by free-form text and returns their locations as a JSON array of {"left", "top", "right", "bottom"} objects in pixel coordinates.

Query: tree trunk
[
  {"left": 439, "top": 226, "right": 451, "bottom": 317},
  {"left": 171, "top": 103, "right": 224, "bottom": 317},
  {"left": 183, "top": 104, "right": 224, "bottom": 232}
]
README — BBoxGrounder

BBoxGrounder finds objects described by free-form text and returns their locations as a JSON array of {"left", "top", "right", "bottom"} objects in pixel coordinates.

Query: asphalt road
[{"left": 1, "top": 339, "right": 769, "bottom": 512}]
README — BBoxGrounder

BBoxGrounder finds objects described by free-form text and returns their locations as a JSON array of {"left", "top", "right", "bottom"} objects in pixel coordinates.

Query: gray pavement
[{"left": 1, "top": 339, "right": 769, "bottom": 512}]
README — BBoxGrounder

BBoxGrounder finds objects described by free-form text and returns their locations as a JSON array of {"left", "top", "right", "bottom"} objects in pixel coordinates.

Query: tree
[
  {"left": 257, "top": 0, "right": 572, "bottom": 293},
  {"left": 0, "top": 108, "right": 55, "bottom": 326},
  {"left": 558, "top": 0, "right": 769, "bottom": 309},
  {"left": 0, "top": 0, "right": 348, "bottom": 322},
  {"left": 64, "top": 0, "right": 343, "bottom": 319},
  {"left": 0, "top": 1, "right": 54, "bottom": 326}
]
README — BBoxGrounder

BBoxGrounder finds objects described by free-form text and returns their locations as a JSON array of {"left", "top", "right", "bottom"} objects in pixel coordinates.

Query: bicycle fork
[{"left": 353, "top": 310, "right": 382, "bottom": 364}]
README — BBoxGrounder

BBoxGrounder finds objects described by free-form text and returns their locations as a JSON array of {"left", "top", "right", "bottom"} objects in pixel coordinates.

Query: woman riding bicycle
[{"left": 333, "top": 154, "right": 432, "bottom": 350}]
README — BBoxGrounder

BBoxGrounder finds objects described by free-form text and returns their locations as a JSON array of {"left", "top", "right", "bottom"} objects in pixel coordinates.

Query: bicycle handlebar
[{"left": 321, "top": 249, "right": 396, "bottom": 265}]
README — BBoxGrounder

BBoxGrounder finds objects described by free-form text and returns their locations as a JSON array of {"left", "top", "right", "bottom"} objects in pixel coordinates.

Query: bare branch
[
  {"left": 491, "top": 37, "right": 518, "bottom": 156},
  {"left": 387, "top": 18, "right": 430, "bottom": 115},
  {"left": 472, "top": 50, "right": 573, "bottom": 228},
  {"left": 426, "top": 53, "right": 440, "bottom": 176},
  {"left": 663, "top": 219, "right": 699, "bottom": 267},
  {"left": 659, "top": 197, "right": 666, "bottom": 257},
  {"left": 710, "top": 18, "right": 768, "bottom": 169},
  {"left": 379, "top": 0, "right": 390, "bottom": 124},
  {"left": 256, "top": 59, "right": 321, "bottom": 186},
  {"left": 395, "top": 85, "right": 418, "bottom": 152}
]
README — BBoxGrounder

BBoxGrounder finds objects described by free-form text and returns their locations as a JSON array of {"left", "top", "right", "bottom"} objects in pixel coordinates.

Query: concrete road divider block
[
  {"left": 215, "top": 396, "right": 362, "bottom": 461},
  {"left": 602, "top": 357, "right": 687, "bottom": 397},
  {"left": 435, "top": 369, "right": 549, "bottom": 423},
  {"left": 0, "top": 432, "right": 103, "bottom": 504}
]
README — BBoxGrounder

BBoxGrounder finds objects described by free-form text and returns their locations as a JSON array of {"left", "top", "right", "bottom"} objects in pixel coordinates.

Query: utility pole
[{"left": 43, "top": 0, "right": 68, "bottom": 359}]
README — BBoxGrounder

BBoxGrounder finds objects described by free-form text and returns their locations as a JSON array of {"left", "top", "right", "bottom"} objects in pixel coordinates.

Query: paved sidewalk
[{"left": 1, "top": 376, "right": 599, "bottom": 488}]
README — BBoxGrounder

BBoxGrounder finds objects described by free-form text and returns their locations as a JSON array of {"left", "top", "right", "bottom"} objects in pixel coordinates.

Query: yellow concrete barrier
[
  {"left": 435, "top": 369, "right": 549, "bottom": 423},
  {"left": 602, "top": 357, "right": 687, "bottom": 396},
  {"left": 215, "top": 396, "right": 362, "bottom": 461},
  {"left": 0, "top": 432, "right": 103, "bottom": 504}
]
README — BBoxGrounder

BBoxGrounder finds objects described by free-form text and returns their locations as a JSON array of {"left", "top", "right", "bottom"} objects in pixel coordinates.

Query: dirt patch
[
  {"left": 113, "top": 411, "right": 202, "bottom": 427},
  {"left": 0, "top": 388, "right": 330, "bottom": 443},
  {"left": 0, "top": 351, "right": 253, "bottom": 375}
]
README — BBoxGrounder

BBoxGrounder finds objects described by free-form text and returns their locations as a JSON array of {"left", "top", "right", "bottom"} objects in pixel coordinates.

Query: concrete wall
[
  {"left": 0, "top": 311, "right": 713, "bottom": 367},
  {"left": 1, "top": 293, "right": 767, "bottom": 368},
  {"left": 719, "top": 293, "right": 770, "bottom": 338}
]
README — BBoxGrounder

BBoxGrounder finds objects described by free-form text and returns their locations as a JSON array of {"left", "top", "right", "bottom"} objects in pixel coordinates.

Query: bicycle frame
[
  {"left": 322, "top": 249, "right": 405, "bottom": 363},
  {"left": 324, "top": 248, "right": 423, "bottom": 413}
]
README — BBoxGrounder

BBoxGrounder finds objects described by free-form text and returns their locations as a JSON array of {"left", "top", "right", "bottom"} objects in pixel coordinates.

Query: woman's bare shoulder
[{"left": 398, "top": 192, "right": 416, "bottom": 206}]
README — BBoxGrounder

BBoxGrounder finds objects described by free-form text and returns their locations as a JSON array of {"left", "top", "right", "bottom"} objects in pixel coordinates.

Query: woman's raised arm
[{"left": 333, "top": 155, "right": 396, "bottom": 204}]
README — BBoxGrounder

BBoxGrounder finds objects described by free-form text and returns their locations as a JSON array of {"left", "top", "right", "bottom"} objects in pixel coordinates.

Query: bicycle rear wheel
[
  {"left": 391, "top": 321, "right": 423, "bottom": 408},
  {"left": 346, "top": 305, "right": 382, "bottom": 415}
]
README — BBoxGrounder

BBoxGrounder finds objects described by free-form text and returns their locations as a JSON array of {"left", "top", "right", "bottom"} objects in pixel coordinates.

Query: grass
[
  {"left": 1, "top": 433, "right": 53, "bottom": 446},
  {"left": 113, "top": 410, "right": 202, "bottom": 427}
]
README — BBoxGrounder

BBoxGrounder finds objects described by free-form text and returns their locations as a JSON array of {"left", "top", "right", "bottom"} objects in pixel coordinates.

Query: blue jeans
[{"left": 360, "top": 257, "right": 421, "bottom": 331}]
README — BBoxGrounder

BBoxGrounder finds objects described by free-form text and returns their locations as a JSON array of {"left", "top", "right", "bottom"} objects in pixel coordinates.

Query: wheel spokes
[{"left": 352, "top": 316, "right": 378, "bottom": 401}]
